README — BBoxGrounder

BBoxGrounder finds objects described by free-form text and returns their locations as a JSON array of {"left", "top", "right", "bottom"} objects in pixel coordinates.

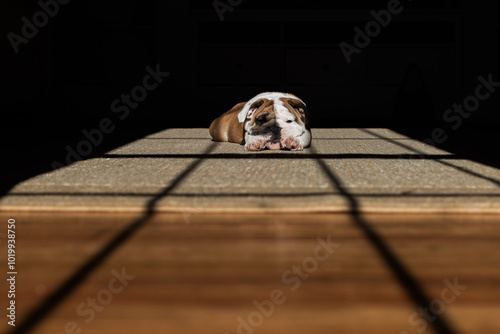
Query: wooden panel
[{"left": 1, "top": 212, "right": 499, "bottom": 334}]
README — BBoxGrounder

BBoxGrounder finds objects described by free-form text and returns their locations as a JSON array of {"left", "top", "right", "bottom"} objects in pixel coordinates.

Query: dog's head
[{"left": 238, "top": 92, "right": 309, "bottom": 150}]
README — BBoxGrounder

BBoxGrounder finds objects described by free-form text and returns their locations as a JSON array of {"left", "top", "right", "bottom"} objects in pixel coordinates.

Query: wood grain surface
[{"left": 0, "top": 212, "right": 499, "bottom": 334}]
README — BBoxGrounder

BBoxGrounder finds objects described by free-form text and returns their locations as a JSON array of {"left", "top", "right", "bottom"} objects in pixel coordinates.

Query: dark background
[{"left": 1, "top": 0, "right": 499, "bottom": 193}]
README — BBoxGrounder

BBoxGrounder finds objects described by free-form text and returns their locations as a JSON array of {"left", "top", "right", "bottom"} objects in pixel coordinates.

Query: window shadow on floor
[
  {"left": 391, "top": 124, "right": 500, "bottom": 171},
  {"left": 6, "top": 126, "right": 499, "bottom": 334},
  {"left": 0, "top": 122, "right": 171, "bottom": 202},
  {"left": 367, "top": 128, "right": 500, "bottom": 187},
  {"left": 10, "top": 142, "right": 218, "bottom": 334},
  {"left": 311, "top": 146, "right": 460, "bottom": 334}
]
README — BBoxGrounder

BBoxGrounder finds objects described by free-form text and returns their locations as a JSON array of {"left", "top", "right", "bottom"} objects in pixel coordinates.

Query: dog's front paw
[
  {"left": 280, "top": 137, "right": 303, "bottom": 151},
  {"left": 245, "top": 138, "right": 267, "bottom": 151}
]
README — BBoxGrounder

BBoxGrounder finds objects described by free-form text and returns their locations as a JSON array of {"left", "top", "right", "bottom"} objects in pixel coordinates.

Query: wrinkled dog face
[
  {"left": 245, "top": 98, "right": 282, "bottom": 150},
  {"left": 238, "top": 93, "right": 310, "bottom": 151},
  {"left": 275, "top": 97, "right": 308, "bottom": 142}
]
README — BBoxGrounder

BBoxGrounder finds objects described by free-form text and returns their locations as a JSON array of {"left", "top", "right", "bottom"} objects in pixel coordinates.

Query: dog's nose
[{"left": 270, "top": 126, "right": 281, "bottom": 135}]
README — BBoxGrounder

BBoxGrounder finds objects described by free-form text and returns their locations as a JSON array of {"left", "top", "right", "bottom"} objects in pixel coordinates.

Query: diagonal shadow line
[
  {"left": 10, "top": 142, "right": 218, "bottom": 334},
  {"left": 361, "top": 129, "right": 500, "bottom": 188},
  {"left": 311, "top": 145, "right": 460, "bottom": 334}
]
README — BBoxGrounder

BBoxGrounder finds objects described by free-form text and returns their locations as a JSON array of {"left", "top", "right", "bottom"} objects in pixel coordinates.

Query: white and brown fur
[{"left": 209, "top": 92, "right": 311, "bottom": 151}]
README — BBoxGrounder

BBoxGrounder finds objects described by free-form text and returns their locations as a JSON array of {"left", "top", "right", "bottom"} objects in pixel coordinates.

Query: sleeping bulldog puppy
[{"left": 209, "top": 92, "right": 311, "bottom": 151}]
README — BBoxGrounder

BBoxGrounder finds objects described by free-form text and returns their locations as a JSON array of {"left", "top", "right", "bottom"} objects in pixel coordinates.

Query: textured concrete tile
[{"left": 2, "top": 129, "right": 500, "bottom": 213}]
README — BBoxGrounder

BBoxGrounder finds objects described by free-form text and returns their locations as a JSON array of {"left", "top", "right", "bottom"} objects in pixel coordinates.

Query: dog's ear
[
  {"left": 238, "top": 98, "right": 267, "bottom": 123},
  {"left": 282, "top": 98, "right": 309, "bottom": 124}
]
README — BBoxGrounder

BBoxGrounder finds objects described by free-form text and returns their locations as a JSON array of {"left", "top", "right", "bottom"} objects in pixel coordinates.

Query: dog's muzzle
[
  {"left": 266, "top": 125, "right": 282, "bottom": 150},
  {"left": 269, "top": 126, "right": 281, "bottom": 142}
]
